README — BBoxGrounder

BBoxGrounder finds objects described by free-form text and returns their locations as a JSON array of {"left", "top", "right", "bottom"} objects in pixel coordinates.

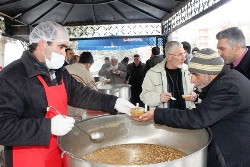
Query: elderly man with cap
[
  {"left": 98, "top": 55, "right": 127, "bottom": 84},
  {"left": 136, "top": 48, "right": 250, "bottom": 167},
  {"left": 0, "top": 21, "right": 134, "bottom": 167}
]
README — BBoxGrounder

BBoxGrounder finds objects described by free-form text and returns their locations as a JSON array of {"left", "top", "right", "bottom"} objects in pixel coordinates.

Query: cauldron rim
[{"left": 58, "top": 114, "right": 212, "bottom": 167}]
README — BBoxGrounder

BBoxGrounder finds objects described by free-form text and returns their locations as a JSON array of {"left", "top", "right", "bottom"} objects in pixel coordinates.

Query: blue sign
[{"left": 77, "top": 37, "right": 157, "bottom": 50}]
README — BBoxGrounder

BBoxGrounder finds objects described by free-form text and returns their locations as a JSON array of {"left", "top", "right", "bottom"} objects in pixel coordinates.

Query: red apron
[{"left": 13, "top": 75, "right": 68, "bottom": 167}]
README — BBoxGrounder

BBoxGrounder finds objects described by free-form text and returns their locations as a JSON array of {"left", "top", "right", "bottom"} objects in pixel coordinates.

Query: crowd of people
[
  {"left": 0, "top": 21, "right": 250, "bottom": 167},
  {"left": 63, "top": 26, "right": 250, "bottom": 167},
  {"left": 135, "top": 27, "right": 250, "bottom": 167}
]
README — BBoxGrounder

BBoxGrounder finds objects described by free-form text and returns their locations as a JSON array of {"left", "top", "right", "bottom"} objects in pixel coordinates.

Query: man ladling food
[{"left": 0, "top": 21, "right": 134, "bottom": 167}]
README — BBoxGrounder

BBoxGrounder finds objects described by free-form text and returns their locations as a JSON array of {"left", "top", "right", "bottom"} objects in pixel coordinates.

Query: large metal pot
[
  {"left": 58, "top": 114, "right": 212, "bottom": 167},
  {"left": 97, "top": 84, "right": 131, "bottom": 100}
]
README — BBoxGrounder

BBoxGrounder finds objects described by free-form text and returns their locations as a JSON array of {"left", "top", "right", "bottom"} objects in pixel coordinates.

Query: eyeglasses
[{"left": 169, "top": 53, "right": 185, "bottom": 57}]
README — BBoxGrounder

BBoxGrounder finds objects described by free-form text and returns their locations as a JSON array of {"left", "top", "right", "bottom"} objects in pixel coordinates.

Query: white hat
[{"left": 111, "top": 56, "right": 118, "bottom": 60}]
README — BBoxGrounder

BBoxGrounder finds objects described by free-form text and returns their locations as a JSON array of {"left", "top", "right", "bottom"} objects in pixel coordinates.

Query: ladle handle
[
  {"left": 73, "top": 124, "right": 91, "bottom": 138},
  {"left": 47, "top": 106, "right": 66, "bottom": 118},
  {"left": 47, "top": 106, "right": 93, "bottom": 139}
]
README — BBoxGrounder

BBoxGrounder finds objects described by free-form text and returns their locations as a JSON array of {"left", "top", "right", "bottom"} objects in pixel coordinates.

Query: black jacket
[
  {"left": 144, "top": 56, "right": 164, "bottom": 75},
  {"left": 0, "top": 51, "right": 117, "bottom": 166},
  {"left": 126, "top": 62, "right": 145, "bottom": 105},
  {"left": 154, "top": 66, "right": 250, "bottom": 167},
  {"left": 233, "top": 46, "right": 250, "bottom": 80}
]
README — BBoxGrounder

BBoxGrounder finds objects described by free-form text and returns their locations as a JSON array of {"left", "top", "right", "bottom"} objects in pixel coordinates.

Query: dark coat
[
  {"left": 144, "top": 56, "right": 164, "bottom": 75},
  {"left": 0, "top": 51, "right": 117, "bottom": 167},
  {"left": 154, "top": 66, "right": 250, "bottom": 167},
  {"left": 233, "top": 46, "right": 250, "bottom": 80},
  {"left": 98, "top": 62, "right": 127, "bottom": 84},
  {"left": 126, "top": 62, "right": 145, "bottom": 106}
]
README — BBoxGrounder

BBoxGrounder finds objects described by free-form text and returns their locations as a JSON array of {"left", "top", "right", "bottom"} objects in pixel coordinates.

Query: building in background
[{"left": 169, "top": 0, "right": 250, "bottom": 50}]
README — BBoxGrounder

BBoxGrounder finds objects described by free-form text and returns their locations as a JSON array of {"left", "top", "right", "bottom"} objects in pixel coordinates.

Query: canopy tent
[
  {"left": 77, "top": 37, "right": 158, "bottom": 50},
  {"left": 0, "top": 0, "right": 230, "bottom": 42}
]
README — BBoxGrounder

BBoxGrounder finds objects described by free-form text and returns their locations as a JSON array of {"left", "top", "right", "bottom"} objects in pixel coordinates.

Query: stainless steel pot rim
[
  {"left": 97, "top": 84, "right": 131, "bottom": 90},
  {"left": 58, "top": 114, "right": 212, "bottom": 166}
]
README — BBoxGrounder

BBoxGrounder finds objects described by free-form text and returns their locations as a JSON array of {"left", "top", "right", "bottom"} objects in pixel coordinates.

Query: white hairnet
[{"left": 29, "top": 21, "right": 69, "bottom": 44}]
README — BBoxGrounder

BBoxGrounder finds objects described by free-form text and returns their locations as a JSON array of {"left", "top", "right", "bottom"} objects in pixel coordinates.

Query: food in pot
[
  {"left": 182, "top": 95, "right": 192, "bottom": 100},
  {"left": 130, "top": 107, "right": 144, "bottom": 117},
  {"left": 83, "top": 143, "right": 186, "bottom": 165}
]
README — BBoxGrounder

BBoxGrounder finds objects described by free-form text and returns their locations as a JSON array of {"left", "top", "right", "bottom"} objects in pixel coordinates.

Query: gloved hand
[
  {"left": 114, "top": 98, "right": 135, "bottom": 116},
  {"left": 51, "top": 115, "right": 75, "bottom": 136}
]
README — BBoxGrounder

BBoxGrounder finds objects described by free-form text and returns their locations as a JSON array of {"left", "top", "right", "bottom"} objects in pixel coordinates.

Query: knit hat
[
  {"left": 188, "top": 48, "right": 224, "bottom": 74},
  {"left": 79, "top": 52, "right": 94, "bottom": 64}
]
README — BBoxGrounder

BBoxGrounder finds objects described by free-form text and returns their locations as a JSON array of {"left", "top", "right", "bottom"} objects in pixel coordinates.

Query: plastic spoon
[
  {"left": 144, "top": 104, "right": 147, "bottom": 112},
  {"left": 170, "top": 97, "right": 176, "bottom": 100}
]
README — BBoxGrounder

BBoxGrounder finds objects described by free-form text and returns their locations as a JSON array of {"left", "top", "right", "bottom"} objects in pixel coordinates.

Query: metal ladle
[{"left": 47, "top": 106, "right": 105, "bottom": 143}]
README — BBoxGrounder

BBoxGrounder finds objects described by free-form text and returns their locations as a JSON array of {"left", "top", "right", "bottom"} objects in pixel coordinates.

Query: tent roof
[
  {"left": 0, "top": 0, "right": 231, "bottom": 41},
  {"left": 0, "top": 0, "right": 186, "bottom": 26}
]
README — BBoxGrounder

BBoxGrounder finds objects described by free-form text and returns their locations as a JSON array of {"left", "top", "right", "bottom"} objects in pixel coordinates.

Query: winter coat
[
  {"left": 65, "top": 63, "right": 98, "bottom": 117},
  {"left": 154, "top": 66, "right": 250, "bottom": 167},
  {"left": 98, "top": 63, "right": 127, "bottom": 84},
  {"left": 140, "top": 59, "right": 195, "bottom": 110},
  {"left": 126, "top": 62, "right": 145, "bottom": 105},
  {"left": 233, "top": 46, "right": 250, "bottom": 80},
  {"left": 65, "top": 63, "right": 97, "bottom": 91},
  {"left": 144, "top": 55, "right": 164, "bottom": 74},
  {"left": 0, "top": 51, "right": 117, "bottom": 167}
]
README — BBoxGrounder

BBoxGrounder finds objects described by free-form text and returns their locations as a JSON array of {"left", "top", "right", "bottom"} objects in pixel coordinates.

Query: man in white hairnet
[{"left": 0, "top": 21, "right": 134, "bottom": 167}]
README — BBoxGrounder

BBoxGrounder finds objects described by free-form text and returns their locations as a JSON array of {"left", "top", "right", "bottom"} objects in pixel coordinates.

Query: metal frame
[
  {"left": 56, "top": 0, "right": 117, "bottom": 5},
  {"left": 65, "top": 23, "right": 162, "bottom": 40},
  {"left": 0, "top": 17, "right": 4, "bottom": 34},
  {"left": 162, "top": 0, "right": 231, "bottom": 35}
]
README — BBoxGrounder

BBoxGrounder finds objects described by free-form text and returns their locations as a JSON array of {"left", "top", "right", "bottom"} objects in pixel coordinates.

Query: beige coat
[
  {"left": 65, "top": 63, "right": 97, "bottom": 91},
  {"left": 65, "top": 63, "right": 97, "bottom": 117},
  {"left": 140, "top": 59, "right": 195, "bottom": 110}
]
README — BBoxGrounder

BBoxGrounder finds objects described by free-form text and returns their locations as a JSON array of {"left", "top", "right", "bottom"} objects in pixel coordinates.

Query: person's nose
[
  {"left": 191, "top": 75, "right": 196, "bottom": 84},
  {"left": 60, "top": 51, "right": 66, "bottom": 57},
  {"left": 217, "top": 49, "right": 223, "bottom": 56},
  {"left": 181, "top": 55, "right": 186, "bottom": 61}
]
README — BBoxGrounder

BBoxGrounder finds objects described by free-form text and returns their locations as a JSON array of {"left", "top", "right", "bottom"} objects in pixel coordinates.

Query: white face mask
[{"left": 44, "top": 44, "right": 65, "bottom": 69}]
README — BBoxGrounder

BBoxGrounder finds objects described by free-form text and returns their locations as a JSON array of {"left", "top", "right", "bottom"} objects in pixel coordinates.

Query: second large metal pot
[
  {"left": 58, "top": 114, "right": 212, "bottom": 167},
  {"left": 97, "top": 84, "right": 131, "bottom": 100}
]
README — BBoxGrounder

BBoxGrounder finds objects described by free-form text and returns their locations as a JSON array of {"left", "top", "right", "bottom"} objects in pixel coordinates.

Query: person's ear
[
  {"left": 166, "top": 53, "right": 172, "bottom": 61},
  {"left": 234, "top": 44, "right": 241, "bottom": 53},
  {"left": 37, "top": 40, "right": 47, "bottom": 51}
]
